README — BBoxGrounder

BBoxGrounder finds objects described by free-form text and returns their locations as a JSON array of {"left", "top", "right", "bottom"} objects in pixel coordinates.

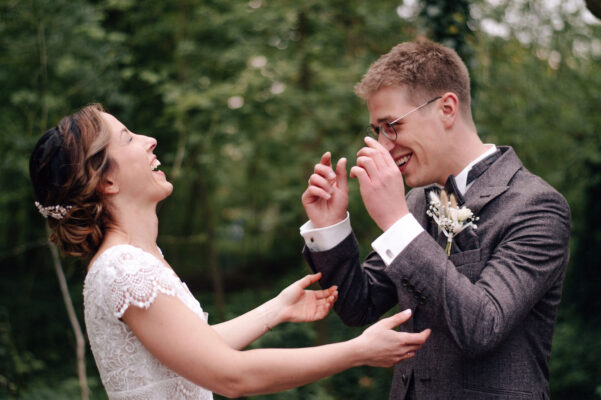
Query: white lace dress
[{"left": 83, "top": 244, "right": 213, "bottom": 400}]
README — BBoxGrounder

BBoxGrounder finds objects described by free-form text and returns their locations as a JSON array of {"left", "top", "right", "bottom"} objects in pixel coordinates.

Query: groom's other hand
[
  {"left": 350, "top": 136, "right": 409, "bottom": 231},
  {"left": 302, "top": 151, "right": 349, "bottom": 228}
]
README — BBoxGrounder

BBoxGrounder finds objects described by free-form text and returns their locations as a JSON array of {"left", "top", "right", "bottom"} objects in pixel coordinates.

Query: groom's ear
[{"left": 440, "top": 92, "right": 459, "bottom": 129}]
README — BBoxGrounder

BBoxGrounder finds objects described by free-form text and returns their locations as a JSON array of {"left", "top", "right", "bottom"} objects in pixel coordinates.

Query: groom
[{"left": 299, "top": 39, "right": 570, "bottom": 399}]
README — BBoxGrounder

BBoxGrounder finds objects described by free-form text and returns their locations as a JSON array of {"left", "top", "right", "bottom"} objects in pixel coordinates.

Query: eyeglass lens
[{"left": 378, "top": 123, "right": 397, "bottom": 140}]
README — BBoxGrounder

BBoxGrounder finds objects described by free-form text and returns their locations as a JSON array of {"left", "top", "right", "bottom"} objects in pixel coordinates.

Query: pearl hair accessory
[{"left": 34, "top": 201, "right": 73, "bottom": 220}]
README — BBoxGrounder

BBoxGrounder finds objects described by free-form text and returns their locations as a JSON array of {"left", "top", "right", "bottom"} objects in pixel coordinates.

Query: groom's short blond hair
[{"left": 354, "top": 38, "right": 473, "bottom": 119}]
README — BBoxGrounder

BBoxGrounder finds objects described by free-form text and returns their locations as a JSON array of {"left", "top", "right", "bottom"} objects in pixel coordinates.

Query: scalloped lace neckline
[{"left": 90, "top": 244, "right": 168, "bottom": 273}]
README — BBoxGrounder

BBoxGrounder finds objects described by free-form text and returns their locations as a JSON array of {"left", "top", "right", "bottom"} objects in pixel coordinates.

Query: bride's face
[{"left": 101, "top": 112, "right": 173, "bottom": 204}]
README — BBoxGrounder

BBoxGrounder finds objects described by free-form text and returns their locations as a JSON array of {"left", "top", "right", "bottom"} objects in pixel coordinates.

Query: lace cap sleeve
[{"left": 100, "top": 245, "right": 180, "bottom": 319}]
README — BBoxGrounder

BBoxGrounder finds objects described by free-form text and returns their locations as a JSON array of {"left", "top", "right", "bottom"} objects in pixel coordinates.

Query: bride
[{"left": 29, "top": 104, "right": 430, "bottom": 399}]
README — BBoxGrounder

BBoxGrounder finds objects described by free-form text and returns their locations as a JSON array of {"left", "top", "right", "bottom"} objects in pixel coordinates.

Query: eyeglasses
[{"left": 367, "top": 96, "right": 442, "bottom": 141}]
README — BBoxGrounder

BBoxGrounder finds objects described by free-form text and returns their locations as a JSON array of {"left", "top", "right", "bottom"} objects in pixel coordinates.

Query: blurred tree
[
  {"left": 0, "top": 0, "right": 129, "bottom": 397},
  {"left": 417, "top": 0, "right": 475, "bottom": 69},
  {"left": 1, "top": 0, "right": 600, "bottom": 398}
]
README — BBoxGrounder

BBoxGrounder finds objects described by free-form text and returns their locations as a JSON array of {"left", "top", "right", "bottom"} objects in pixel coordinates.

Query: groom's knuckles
[
  {"left": 350, "top": 166, "right": 368, "bottom": 182},
  {"left": 319, "top": 151, "right": 331, "bottom": 165},
  {"left": 301, "top": 187, "right": 319, "bottom": 204},
  {"left": 309, "top": 174, "right": 330, "bottom": 192},
  {"left": 305, "top": 186, "right": 329, "bottom": 201},
  {"left": 314, "top": 163, "right": 335, "bottom": 178},
  {"left": 335, "top": 158, "right": 348, "bottom": 189},
  {"left": 356, "top": 155, "right": 375, "bottom": 170}
]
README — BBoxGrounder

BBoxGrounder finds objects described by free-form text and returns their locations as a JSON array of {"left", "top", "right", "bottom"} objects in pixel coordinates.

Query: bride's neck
[{"left": 103, "top": 203, "right": 160, "bottom": 256}]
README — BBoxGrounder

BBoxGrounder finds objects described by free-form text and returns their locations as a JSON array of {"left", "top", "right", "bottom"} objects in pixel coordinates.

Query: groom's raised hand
[
  {"left": 350, "top": 137, "right": 409, "bottom": 231},
  {"left": 302, "top": 151, "right": 348, "bottom": 228}
]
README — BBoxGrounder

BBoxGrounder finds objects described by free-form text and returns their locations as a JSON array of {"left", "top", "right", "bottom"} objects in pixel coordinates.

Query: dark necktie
[
  {"left": 444, "top": 174, "right": 464, "bottom": 206},
  {"left": 426, "top": 150, "right": 502, "bottom": 250},
  {"left": 443, "top": 150, "right": 503, "bottom": 206}
]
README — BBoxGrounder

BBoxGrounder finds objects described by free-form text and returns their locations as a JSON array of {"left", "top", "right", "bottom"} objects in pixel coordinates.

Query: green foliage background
[{"left": 1, "top": 0, "right": 600, "bottom": 398}]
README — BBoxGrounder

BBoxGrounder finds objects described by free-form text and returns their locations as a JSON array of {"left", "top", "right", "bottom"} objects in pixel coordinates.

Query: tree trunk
[{"left": 47, "top": 226, "right": 88, "bottom": 400}]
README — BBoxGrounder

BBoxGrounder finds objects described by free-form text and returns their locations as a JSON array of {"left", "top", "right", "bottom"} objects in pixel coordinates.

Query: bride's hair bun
[{"left": 29, "top": 104, "right": 114, "bottom": 259}]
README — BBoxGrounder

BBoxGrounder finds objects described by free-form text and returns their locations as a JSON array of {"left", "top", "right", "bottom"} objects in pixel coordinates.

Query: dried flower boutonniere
[{"left": 426, "top": 190, "right": 479, "bottom": 256}]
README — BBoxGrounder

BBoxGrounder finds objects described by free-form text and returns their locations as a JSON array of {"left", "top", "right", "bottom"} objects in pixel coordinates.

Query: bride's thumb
[
  {"left": 382, "top": 309, "right": 412, "bottom": 329},
  {"left": 297, "top": 272, "right": 322, "bottom": 289}
]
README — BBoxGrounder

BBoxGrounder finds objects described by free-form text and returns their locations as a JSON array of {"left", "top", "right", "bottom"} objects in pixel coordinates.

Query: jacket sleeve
[{"left": 303, "top": 233, "right": 398, "bottom": 326}]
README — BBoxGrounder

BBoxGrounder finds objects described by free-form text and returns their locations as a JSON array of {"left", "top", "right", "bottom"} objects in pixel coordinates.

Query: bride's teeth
[{"left": 151, "top": 159, "right": 161, "bottom": 170}]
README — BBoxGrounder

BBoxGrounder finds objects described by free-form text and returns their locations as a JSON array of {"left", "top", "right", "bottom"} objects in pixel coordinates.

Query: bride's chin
[{"left": 161, "top": 183, "right": 174, "bottom": 199}]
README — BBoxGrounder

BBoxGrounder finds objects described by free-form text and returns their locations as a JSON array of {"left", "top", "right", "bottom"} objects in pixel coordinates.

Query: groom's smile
[
  {"left": 367, "top": 87, "right": 455, "bottom": 188},
  {"left": 395, "top": 153, "right": 412, "bottom": 172}
]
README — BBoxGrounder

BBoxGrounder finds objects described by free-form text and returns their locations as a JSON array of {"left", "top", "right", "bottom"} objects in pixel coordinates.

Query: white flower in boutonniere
[{"left": 426, "top": 189, "right": 479, "bottom": 256}]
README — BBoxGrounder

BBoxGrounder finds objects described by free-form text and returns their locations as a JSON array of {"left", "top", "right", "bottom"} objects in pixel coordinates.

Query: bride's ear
[{"left": 97, "top": 176, "right": 119, "bottom": 195}]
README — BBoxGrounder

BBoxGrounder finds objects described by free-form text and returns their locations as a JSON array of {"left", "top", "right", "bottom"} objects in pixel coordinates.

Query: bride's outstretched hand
[
  {"left": 276, "top": 272, "right": 338, "bottom": 323},
  {"left": 355, "top": 309, "right": 431, "bottom": 367}
]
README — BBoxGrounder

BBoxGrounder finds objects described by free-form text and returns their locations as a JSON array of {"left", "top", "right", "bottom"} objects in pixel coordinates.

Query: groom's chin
[{"left": 403, "top": 176, "right": 419, "bottom": 188}]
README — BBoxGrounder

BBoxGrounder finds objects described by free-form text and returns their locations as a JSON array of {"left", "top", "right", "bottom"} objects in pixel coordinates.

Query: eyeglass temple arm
[{"left": 389, "top": 96, "right": 442, "bottom": 124}]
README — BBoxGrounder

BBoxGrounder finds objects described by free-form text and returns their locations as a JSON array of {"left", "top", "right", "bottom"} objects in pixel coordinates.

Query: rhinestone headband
[{"left": 34, "top": 201, "right": 73, "bottom": 220}]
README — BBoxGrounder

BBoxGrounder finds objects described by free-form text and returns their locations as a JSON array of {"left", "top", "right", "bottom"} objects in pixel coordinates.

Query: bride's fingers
[
  {"left": 402, "top": 344, "right": 424, "bottom": 354},
  {"left": 401, "top": 328, "right": 431, "bottom": 345},
  {"left": 324, "top": 292, "right": 337, "bottom": 304},
  {"left": 311, "top": 293, "right": 337, "bottom": 308},
  {"left": 313, "top": 286, "right": 338, "bottom": 299},
  {"left": 318, "top": 291, "right": 337, "bottom": 304}
]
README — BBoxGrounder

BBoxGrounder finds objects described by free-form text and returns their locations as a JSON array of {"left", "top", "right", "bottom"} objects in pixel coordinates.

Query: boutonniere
[{"left": 426, "top": 190, "right": 479, "bottom": 255}]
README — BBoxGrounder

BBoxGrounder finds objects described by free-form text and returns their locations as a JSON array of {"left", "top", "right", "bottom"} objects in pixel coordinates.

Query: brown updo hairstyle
[{"left": 29, "top": 103, "right": 114, "bottom": 259}]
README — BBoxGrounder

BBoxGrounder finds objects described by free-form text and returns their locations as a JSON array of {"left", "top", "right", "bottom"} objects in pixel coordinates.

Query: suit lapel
[
  {"left": 463, "top": 146, "right": 522, "bottom": 215},
  {"left": 407, "top": 146, "right": 523, "bottom": 252}
]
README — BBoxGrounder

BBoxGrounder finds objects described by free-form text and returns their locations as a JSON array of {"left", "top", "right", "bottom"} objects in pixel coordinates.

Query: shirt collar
[{"left": 454, "top": 144, "right": 497, "bottom": 195}]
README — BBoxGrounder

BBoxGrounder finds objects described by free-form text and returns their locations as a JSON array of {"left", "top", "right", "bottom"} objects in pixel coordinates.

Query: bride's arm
[
  {"left": 123, "top": 293, "right": 429, "bottom": 398},
  {"left": 212, "top": 273, "right": 337, "bottom": 349}
]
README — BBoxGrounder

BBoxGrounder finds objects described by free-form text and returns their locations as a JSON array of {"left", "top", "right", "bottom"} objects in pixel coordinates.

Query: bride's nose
[{"left": 146, "top": 136, "right": 157, "bottom": 152}]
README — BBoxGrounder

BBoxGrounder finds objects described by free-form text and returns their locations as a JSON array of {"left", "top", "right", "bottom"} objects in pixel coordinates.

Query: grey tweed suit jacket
[{"left": 303, "top": 146, "right": 570, "bottom": 399}]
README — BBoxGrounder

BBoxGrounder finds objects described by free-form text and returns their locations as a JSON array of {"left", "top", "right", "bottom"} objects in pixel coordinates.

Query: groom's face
[{"left": 366, "top": 86, "right": 449, "bottom": 187}]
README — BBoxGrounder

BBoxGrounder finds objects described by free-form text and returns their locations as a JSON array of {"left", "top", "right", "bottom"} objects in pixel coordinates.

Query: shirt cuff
[
  {"left": 371, "top": 213, "right": 424, "bottom": 266},
  {"left": 300, "top": 212, "right": 351, "bottom": 252}
]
